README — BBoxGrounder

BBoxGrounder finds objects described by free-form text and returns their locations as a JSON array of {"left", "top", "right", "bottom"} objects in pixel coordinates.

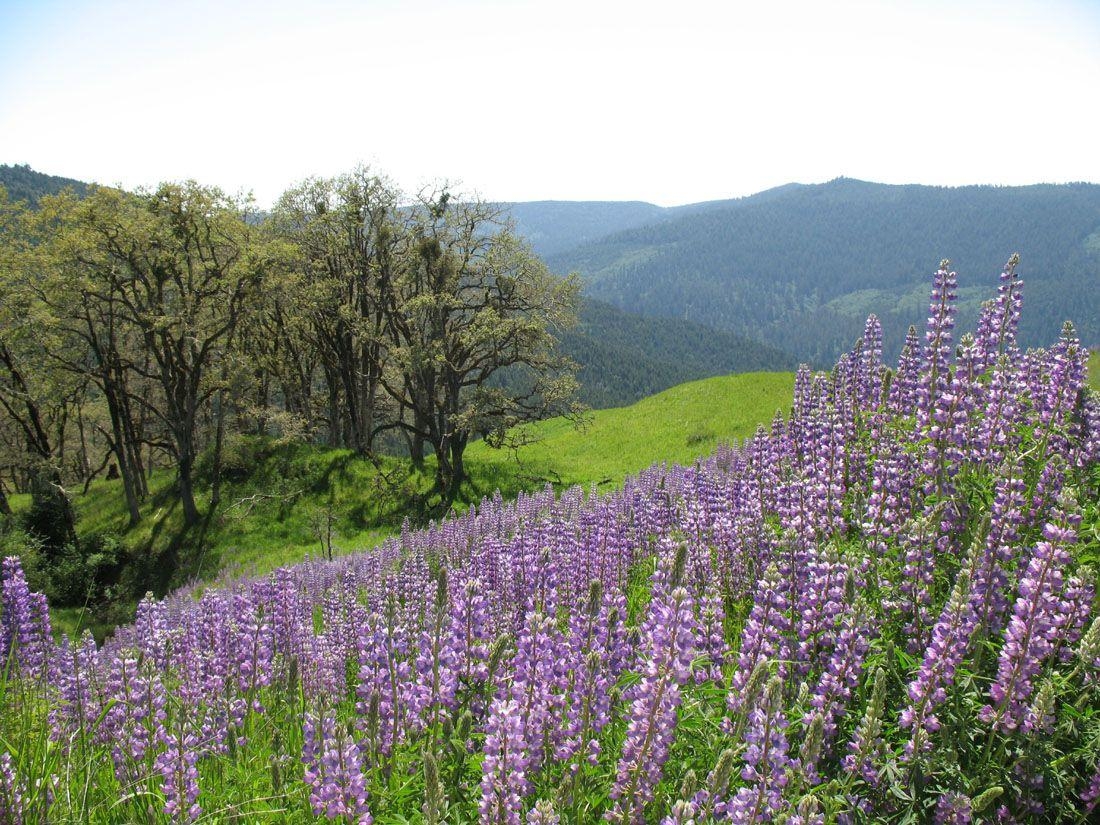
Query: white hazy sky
[{"left": 2, "top": 0, "right": 1099, "bottom": 207}]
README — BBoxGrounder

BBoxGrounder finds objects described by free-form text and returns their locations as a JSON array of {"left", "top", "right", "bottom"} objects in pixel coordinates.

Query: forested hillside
[
  {"left": 547, "top": 178, "right": 1100, "bottom": 364},
  {"left": 0, "top": 163, "right": 89, "bottom": 205},
  {"left": 563, "top": 299, "right": 794, "bottom": 407}
]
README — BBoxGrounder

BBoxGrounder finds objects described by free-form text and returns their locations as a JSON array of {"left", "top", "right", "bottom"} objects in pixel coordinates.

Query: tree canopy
[{"left": 0, "top": 169, "right": 581, "bottom": 598}]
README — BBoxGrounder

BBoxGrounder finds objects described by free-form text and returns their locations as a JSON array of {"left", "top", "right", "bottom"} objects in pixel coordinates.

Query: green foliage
[
  {"left": 0, "top": 522, "right": 47, "bottom": 593},
  {"left": 41, "top": 533, "right": 124, "bottom": 606}
]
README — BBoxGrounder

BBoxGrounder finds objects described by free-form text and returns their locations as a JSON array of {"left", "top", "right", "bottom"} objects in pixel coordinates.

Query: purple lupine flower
[
  {"left": 727, "top": 564, "right": 790, "bottom": 717},
  {"left": 981, "top": 515, "right": 1077, "bottom": 731},
  {"left": 1077, "top": 390, "right": 1100, "bottom": 466},
  {"left": 720, "top": 676, "right": 793, "bottom": 823},
  {"left": 48, "top": 632, "right": 101, "bottom": 748},
  {"left": 1031, "top": 322, "right": 1088, "bottom": 458},
  {"left": 1081, "top": 765, "right": 1100, "bottom": 814},
  {"left": 695, "top": 586, "right": 727, "bottom": 684},
  {"left": 101, "top": 654, "right": 161, "bottom": 785},
  {"left": 1053, "top": 573, "right": 1094, "bottom": 664},
  {"left": 971, "top": 463, "right": 1026, "bottom": 635},
  {"left": 916, "top": 261, "right": 958, "bottom": 430},
  {"left": 508, "top": 607, "right": 566, "bottom": 787},
  {"left": 806, "top": 595, "right": 873, "bottom": 751},
  {"left": 899, "top": 512, "right": 939, "bottom": 654},
  {"left": 450, "top": 576, "right": 493, "bottom": 689},
  {"left": 355, "top": 608, "right": 411, "bottom": 756},
  {"left": 0, "top": 751, "right": 26, "bottom": 825},
  {"left": 934, "top": 791, "right": 972, "bottom": 824},
  {"left": 605, "top": 568, "right": 697, "bottom": 824},
  {"left": 901, "top": 569, "right": 978, "bottom": 756},
  {"left": 889, "top": 325, "right": 922, "bottom": 415},
  {"left": 862, "top": 438, "right": 916, "bottom": 564},
  {"left": 155, "top": 728, "right": 201, "bottom": 823},
  {"left": 409, "top": 575, "right": 460, "bottom": 732},
  {"left": 302, "top": 710, "right": 373, "bottom": 823},
  {"left": 973, "top": 254, "right": 1022, "bottom": 369},
  {"left": 479, "top": 698, "right": 527, "bottom": 825},
  {"left": 857, "top": 314, "right": 884, "bottom": 409},
  {"left": 556, "top": 584, "right": 624, "bottom": 766},
  {"left": 1026, "top": 456, "right": 1066, "bottom": 530},
  {"left": 792, "top": 548, "right": 849, "bottom": 680},
  {"left": 1, "top": 557, "right": 51, "bottom": 679}
]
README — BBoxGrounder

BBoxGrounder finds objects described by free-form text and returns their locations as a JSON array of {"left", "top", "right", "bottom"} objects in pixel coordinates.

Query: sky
[{"left": 1, "top": 0, "right": 1099, "bottom": 207}]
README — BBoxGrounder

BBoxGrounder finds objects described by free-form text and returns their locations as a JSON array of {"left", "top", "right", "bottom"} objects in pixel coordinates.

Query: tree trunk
[
  {"left": 27, "top": 468, "right": 78, "bottom": 554},
  {"left": 209, "top": 385, "right": 227, "bottom": 510},
  {"left": 410, "top": 433, "right": 425, "bottom": 468},
  {"left": 104, "top": 381, "right": 142, "bottom": 526},
  {"left": 178, "top": 452, "right": 201, "bottom": 527},
  {"left": 76, "top": 403, "right": 92, "bottom": 483},
  {"left": 447, "top": 434, "right": 467, "bottom": 502},
  {"left": 0, "top": 477, "right": 11, "bottom": 517},
  {"left": 325, "top": 366, "right": 342, "bottom": 447}
]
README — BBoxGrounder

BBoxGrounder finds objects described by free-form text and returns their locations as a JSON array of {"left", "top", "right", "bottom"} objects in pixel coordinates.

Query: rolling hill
[
  {"left": 12, "top": 370, "right": 793, "bottom": 638},
  {"left": 500, "top": 200, "right": 667, "bottom": 257}
]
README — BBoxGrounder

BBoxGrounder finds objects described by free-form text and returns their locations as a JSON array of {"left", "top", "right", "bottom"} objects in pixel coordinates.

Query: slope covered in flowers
[{"left": 2, "top": 257, "right": 1099, "bottom": 823}]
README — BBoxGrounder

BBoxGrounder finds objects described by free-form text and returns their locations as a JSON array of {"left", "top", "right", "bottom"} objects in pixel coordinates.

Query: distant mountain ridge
[
  {"left": 498, "top": 200, "right": 667, "bottom": 257},
  {"left": 526, "top": 178, "right": 1100, "bottom": 364},
  {"left": 497, "top": 182, "right": 809, "bottom": 258}
]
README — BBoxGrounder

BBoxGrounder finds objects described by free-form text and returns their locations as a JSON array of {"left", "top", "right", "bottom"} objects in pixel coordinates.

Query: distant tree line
[{"left": 0, "top": 169, "right": 580, "bottom": 559}]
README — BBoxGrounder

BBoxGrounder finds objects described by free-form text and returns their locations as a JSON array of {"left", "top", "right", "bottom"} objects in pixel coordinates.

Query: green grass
[
  {"left": 70, "top": 443, "right": 441, "bottom": 583},
  {"left": 467, "top": 372, "right": 793, "bottom": 489},
  {"left": 1089, "top": 348, "right": 1099, "bottom": 391}
]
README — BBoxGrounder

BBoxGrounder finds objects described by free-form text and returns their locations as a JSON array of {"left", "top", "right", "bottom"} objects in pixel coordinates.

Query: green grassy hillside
[
  {"left": 5, "top": 372, "right": 793, "bottom": 637},
  {"left": 468, "top": 371, "right": 793, "bottom": 488}
]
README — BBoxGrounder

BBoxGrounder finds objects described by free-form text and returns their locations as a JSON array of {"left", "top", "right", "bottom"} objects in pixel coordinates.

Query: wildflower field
[{"left": 2, "top": 257, "right": 1099, "bottom": 822}]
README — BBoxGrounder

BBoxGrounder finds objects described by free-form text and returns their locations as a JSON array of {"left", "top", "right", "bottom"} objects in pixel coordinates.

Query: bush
[
  {"left": 40, "top": 532, "right": 125, "bottom": 607},
  {"left": 196, "top": 433, "right": 275, "bottom": 483}
]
